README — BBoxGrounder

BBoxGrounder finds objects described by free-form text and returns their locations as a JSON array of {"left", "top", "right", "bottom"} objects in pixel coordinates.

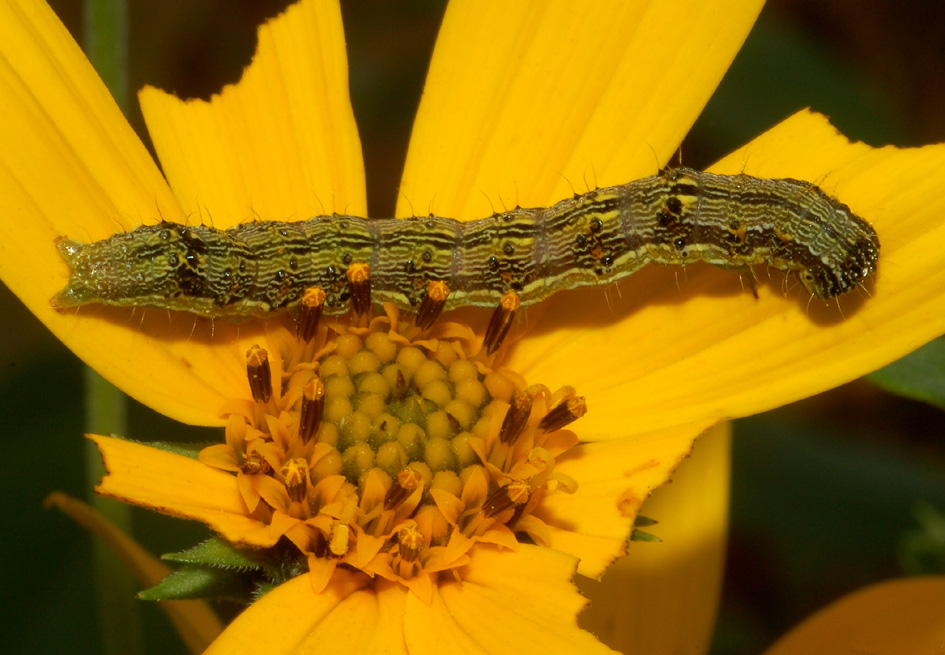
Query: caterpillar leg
[{"left": 713, "top": 262, "right": 759, "bottom": 299}]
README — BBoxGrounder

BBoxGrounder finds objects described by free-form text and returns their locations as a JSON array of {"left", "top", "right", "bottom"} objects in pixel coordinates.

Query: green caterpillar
[{"left": 52, "top": 167, "right": 879, "bottom": 318}]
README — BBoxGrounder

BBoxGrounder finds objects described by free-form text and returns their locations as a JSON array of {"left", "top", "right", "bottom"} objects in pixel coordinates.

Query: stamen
[
  {"left": 239, "top": 449, "right": 271, "bottom": 475},
  {"left": 397, "top": 522, "right": 424, "bottom": 562},
  {"left": 499, "top": 390, "right": 532, "bottom": 445},
  {"left": 281, "top": 458, "right": 309, "bottom": 503},
  {"left": 483, "top": 479, "right": 530, "bottom": 517},
  {"left": 384, "top": 467, "right": 423, "bottom": 510},
  {"left": 329, "top": 522, "right": 350, "bottom": 557},
  {"left": 246, "top": 344, "right": 273, "bottom": 403},
  {"left": 527, "top": 447, "right": 553, "bottom": 471},
  {"left": 297, "top": 287, "right": 326, "bottom": 342},
  {"left": 346, "top": 263, "right": 372, "bottom": 316},
  {"left": 483, "top": 290, "right": 521, "bottom": 355},
  {"left": 416, "top": 280, "right": 451, "bottom": 330},
  {"left": 299, "top": 376, "right": 326, "bottom": 442},
  {"left": 538, "top": 395, "right": 588, "bottom": 432}
]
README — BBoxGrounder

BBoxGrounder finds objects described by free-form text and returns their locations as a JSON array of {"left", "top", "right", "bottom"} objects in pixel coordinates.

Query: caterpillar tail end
[{"left": 50, "top": 237, "right": 92, "bottom": 311}]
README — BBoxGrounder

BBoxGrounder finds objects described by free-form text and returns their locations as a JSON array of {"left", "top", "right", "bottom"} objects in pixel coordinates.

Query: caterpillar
[{"left": 53, "top": 167, "right": 879, "bottom": 322}]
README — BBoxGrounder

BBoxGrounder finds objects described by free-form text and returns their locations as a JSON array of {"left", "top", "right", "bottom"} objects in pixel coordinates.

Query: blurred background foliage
[{"left": 2, "top": 1, "right": 945, "bottom": 653}]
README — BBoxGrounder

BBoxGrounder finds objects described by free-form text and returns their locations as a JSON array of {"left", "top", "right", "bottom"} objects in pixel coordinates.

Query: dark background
[{"left": 3, "top": 1, "right": 945, "bottom": 653}]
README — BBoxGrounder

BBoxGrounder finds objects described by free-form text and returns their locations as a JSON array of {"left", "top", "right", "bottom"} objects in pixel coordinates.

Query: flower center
[{"left": 200, "top": 306, "right": 586, "bottom": 596}]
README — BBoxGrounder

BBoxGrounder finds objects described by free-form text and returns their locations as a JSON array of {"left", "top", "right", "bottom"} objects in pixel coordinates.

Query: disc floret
[{"left": 199, "top": 309, "right": 584, "bottom": 600}]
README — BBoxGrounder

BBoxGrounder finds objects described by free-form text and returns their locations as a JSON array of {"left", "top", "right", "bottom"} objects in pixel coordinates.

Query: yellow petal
[
  {"left": 91, "top": 435, "right": 277, "bottom": 547},
  {"left": 398, "top": 0, "right": 763, "bottom": 219},
  {"left": 535, "top": 419, "right": 714, "bottom": 577},
  {"left": 763, "top": 577, "right": 945, "bottom": 655},
  {"left": 203, "top": 570, "right": 370, "bottom": 654},
  {"left": 0, "top": 0, "right": 244, "bottom": 423},
  {"left": 45, "top": 492, "right": 224, "bottom": 653},
  {"left": 139, "top": 0, "right": 366, "bottom": 226},
  {"left": 1, "top": 0, "right": 368, "bottom": 427},
  {"left": 405, "top": 545, "right": 617, "bottom": 655},
  {"left": 403, "top": 584, "right": 484, "bottom": 653},
  {"left": 292, "top": 580, "right": 408, "bottom": 654},
  {"left": 510, "top": 111, "right": 945, "bottom": 438},
  {"left": 578, "top": 422, "right": 730, "bottom": 653},
  {"left": 123, "top": 0, "right": 366, "bottom": 425}
]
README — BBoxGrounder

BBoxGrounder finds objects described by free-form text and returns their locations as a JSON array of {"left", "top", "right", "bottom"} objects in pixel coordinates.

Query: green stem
[
  {"left": 81, "top": 1, "right": 142, "bottom": 654},
  {"left": 84, "top": 370, "right": 141, "bottom": 655},
  {"left": 83, "top": 0, "right": 129, "bottom": 109}
]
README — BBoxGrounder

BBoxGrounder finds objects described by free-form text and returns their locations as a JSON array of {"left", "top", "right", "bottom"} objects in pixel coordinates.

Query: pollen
[{"left": 205, "top": 308, "right": 585, "bottom": 595}]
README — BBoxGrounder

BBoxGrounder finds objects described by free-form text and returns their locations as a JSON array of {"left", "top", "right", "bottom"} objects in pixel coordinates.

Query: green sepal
[
  {"left": 138, "top": 564, "right": 255, "bottom": 603},
  {"left": 252, "top": 580, "right": 280, "bottom": 601},
  {"left": 99, "top": 434, "right": 208, "bottom": 460},
  {"left": 630, "top": 528, "right": 662, "bottom": 542},
  {"left": 867, "top": 339, "right": 945, "bottom": 411},
  {"left": 162, "top": 537, "right": 266, "bottom": 571},
  {"left": 146, "top": 441, "right": 211, "bottom": 459},
  {"left": 630, "top": 514, "right": 661, "bottom": 542}
]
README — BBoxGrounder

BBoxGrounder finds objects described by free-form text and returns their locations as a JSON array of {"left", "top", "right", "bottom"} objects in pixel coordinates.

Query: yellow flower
[{"left": 4, "top": 0, "right": 945, "bottom": 653}]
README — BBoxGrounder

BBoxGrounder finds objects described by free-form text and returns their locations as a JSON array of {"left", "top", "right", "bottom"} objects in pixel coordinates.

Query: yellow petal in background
[
  {"left": 139, "top": 0, "right": 366, "bottom": 227},
  {"left": 45, "top": 492, "right": 224, "bottom": 654},
  {"left": 763, "top": 577, "right": 945, "bottom": 655},
  {"left": 398, "top": 0, "right": 764, "bottom": 219},
  {"left": 578, "top": 422, "right": 730, "bottom": 653},
  {"left": 511, "top": 111, "right": 945, "bottom": 439}
]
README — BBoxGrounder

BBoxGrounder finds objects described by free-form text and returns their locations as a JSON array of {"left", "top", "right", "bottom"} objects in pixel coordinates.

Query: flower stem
[
  {"left": 83, "top": 0, "right": 129, "bottom": 108},
  {"left": 81, "top": 1, "right": 141, "bottom": 654}
]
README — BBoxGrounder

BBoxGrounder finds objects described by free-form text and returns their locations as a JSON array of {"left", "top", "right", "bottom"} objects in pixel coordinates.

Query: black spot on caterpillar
[{"left": 52, "top": 167, "right": 879, "bottom": 318}]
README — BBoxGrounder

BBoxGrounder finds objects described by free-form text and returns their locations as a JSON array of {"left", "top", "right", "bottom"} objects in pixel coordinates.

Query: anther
[
  {"left": 416, "top": 280, "right": 451, "bottom": 330},
  {"left": 299, "top": 376, "right": 326, "bottom": 443},
  {"left": 483, "top": 479, "right": 530, "bottom": 518},
  {"left": 281, "top": 458, "right": 309, "bottom": 503},
  {"left": 297, "top": 287, "right": 326, "bottom": 342},
  {"left": 397, "top": 522, "right": 424, "bottom": 562},
  {"left": 329, "top": 522, "right": 350, "bottom": 557},
  {"left": 246, "top": 344, "right": 273, "bottom": 403},
  {"left": 346, "top": 263, "right": 372, "bottom": 315},
  {"left": 499, "top": 390, "right": 532, "bottom": 445},
  {"left": 538, "top": 396, "right": 588, "bottom": 433},
  {"left": 384, "top": 467, "right": 423, "bottom": 510},
  {"left": 483, "top": 290, "right": 521, "bottom": 355},
  {"left": 239, "top": 449, "right": 271, "bottom": 475}
]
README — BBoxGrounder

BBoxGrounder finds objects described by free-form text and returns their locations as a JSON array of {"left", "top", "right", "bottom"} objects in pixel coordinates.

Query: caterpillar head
[{"left": 798, "top": 236, "right": 879, "bottom": 299}]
